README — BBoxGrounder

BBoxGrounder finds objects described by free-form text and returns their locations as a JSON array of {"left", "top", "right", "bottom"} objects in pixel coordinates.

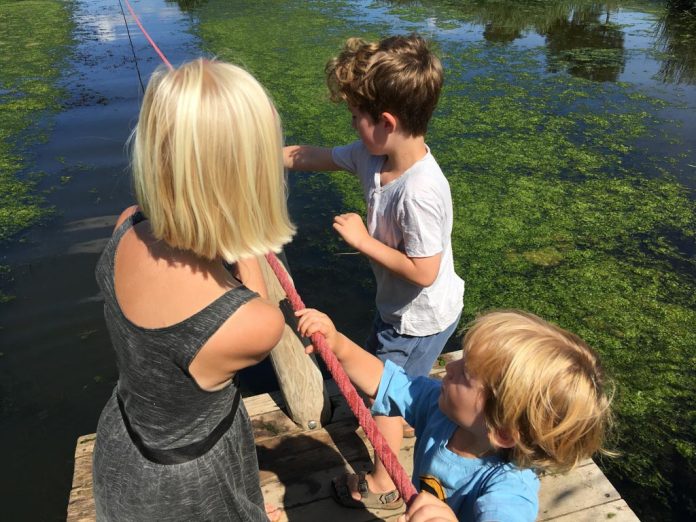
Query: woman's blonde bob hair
[
  {"left": 132, "top": 58, "right": 295, "bottom": 262},
  {"left": 463, "top": 310, "right": 614, "bottom": 474}
]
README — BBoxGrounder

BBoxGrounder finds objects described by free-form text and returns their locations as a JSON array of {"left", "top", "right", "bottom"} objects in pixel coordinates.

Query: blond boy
[{"left": 296, "top": 308, "right": 613, "bottom": 521}]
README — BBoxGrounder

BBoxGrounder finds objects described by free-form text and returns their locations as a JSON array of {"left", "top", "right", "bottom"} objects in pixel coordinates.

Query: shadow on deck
[{"left": 67, "top": 351, "right": 640, "bottom": 521}]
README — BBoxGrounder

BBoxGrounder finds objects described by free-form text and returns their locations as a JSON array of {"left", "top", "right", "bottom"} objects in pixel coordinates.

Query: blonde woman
[{"left": 93, "top": 59, "right": 294, "bottom": 521}]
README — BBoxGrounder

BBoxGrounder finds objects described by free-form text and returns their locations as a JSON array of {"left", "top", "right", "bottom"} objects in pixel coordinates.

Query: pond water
[{"left": 0, "top": 0, "right": 694, "bottom": 520}]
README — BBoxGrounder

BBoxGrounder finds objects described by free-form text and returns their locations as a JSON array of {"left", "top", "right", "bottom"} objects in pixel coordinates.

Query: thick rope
[
  {"left": 266, "top": 253, "right": 418, "bottom": 505},
  {"left": 117, "top": 0, "right": 417, "bottom": 505}
]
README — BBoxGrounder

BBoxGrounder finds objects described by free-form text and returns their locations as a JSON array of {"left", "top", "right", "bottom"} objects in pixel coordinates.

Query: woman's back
[
  {"left": 93, "top": 212, "right": 273, "bottom": 521},
  {"left": 96, "top": 210, "right": 261, "bottom": 447}
]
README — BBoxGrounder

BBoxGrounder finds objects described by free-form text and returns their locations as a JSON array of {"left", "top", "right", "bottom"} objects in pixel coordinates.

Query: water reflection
[
  {"left": 543, "top": 7, "right": 625, "bottom": 82},
  {"left": 166, "top": 0, "right": 208, "bottom": 12},
  {"left": 382, "top": 0, "right": 695, "bottom": 86},
  {"left": 654, "top": 6, "right": 696, "bottom": 84},
  {"left": 483, "top": 22, "right": 522, "bottom": 43}
]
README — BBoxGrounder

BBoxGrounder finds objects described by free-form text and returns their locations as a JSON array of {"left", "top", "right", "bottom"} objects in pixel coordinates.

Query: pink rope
[
  {"left": 266, "top": 253, "right": 418, "bottom": 505},
  {"left": 123, "top": 0, "right": 174, "bottom": 70},
  {"left": 118, "top": 0, "right": 416, "bottom": 505}
]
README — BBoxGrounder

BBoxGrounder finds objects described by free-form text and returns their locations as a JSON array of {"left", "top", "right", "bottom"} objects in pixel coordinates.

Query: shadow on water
[{"left": 654, "top": 6, "right": 696, "bottom": 84}]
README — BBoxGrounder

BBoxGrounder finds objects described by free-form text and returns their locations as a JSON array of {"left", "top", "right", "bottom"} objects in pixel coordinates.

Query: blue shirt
[{"left": 372, "top": 361, "right": 540, "bottom": 521}]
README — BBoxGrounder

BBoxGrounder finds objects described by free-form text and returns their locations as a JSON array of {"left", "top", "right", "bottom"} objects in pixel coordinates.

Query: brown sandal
[{"left": 331, "top": 471, "right": 404, "bottom": 510}]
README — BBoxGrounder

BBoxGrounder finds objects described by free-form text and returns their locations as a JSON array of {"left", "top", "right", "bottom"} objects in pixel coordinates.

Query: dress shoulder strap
[{"left": 95, "top": 210, "right": 146, "bottom": 296}]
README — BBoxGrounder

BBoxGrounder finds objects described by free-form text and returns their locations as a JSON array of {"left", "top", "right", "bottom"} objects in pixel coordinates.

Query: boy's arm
[
  {"left": 397, "top": 491, "right": 458, "bottom": 522},
  {"left": 295, "top": 308, "right": 383, "bottom": 398},
  {"left": 334, "top": 213, "right": 441, "bottom": 287},
  {"left": 284, "top": 145, "right": 341, "bottom": 172}
]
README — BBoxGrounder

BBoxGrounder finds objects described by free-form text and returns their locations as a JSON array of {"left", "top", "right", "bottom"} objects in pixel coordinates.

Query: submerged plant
[{"left": 194, "top": 0, "right": 694, "bottom": 519}]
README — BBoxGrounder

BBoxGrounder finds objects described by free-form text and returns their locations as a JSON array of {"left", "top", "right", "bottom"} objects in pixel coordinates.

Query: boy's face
[
  {"left": 349, "top": 106, "right": 387, "bottom": 155},
  {"left": 439, "top": 358, "right": 489, "bottom": 437}
]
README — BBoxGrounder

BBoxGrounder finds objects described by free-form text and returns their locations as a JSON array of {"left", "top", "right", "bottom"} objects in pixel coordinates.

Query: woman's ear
[
  {"left": 490, "top": 428, "right": 516, "bottom": 449},
  {"left": 380, "top": 112, "right": 398, "bottom": 133}
]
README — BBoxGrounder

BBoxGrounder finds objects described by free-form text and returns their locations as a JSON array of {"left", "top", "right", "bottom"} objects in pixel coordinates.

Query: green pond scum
[
  {"left": 192, "top": 1, "right": 695, "bottom": 519},
  {"left": 0, "top": 0, "right": 74, "bottom": 299},
  {"left": 1, "top": 0, "right": 694, "bottom": 520}
]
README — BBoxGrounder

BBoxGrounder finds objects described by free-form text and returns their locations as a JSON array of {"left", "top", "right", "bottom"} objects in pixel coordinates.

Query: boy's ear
[
  {"left": 490, "top": 428, "right": 516, "bottom": 449},
  {"left": 380, "top": 112, "right": 398, "bottom": 133}
]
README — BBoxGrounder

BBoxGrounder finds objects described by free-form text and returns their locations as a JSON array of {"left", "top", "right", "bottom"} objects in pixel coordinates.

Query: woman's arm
[{"left": 189, "top": 299, "right": 284, "bottom": 390}]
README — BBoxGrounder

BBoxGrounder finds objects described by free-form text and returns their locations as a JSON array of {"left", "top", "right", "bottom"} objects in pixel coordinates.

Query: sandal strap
[
  {"left": 380, "top": 490, "right": 400, "bottom": 504},
  {"left": 357, "top": 471, "right": 369, "bottom": 496}
]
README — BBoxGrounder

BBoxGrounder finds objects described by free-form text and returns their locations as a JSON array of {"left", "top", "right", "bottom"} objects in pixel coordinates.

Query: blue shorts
[{"left": 365, "top": 314, "right": 461, "bottom": 378}]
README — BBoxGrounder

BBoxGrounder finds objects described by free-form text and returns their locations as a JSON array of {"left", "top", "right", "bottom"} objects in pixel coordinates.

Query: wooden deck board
[{"left": 66, "top": 350, "right": 639, "bottom": 521}]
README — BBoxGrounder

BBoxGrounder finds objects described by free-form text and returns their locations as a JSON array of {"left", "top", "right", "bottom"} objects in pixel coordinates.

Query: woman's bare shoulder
[{"left": 227, "top": 297, "right": 285, "bottom": 353}]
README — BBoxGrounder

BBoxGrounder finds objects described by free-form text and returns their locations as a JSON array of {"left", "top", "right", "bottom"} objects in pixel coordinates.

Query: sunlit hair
[
  {"left": 325, "top": 34, "right": 443, "bottom": 136},
  {"left": 462, "top": 310, "right": 614, "bottom": 474},
  {"left": 131, "top": 58, "right": 295, "bottom": 262}
]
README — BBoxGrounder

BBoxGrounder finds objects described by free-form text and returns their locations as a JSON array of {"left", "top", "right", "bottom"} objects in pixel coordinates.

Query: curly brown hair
[{"left": 325, "top": 34, "right": 443, "bottom": 136}]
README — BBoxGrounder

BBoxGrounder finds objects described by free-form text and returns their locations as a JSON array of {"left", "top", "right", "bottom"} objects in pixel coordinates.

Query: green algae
[
  {"left": 0, "top": 0, "right": 75, "bottom": 299},
  {"left": 188, "top": 1, "right": 694, "bottom": 519}
]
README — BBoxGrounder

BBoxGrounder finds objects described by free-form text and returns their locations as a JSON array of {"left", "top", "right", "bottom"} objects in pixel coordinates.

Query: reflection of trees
[
  {"left": 542, "top": 7, "right": 625, "bottom": 82},
  {"left": 654, "top": 6, "right": 696, "bottom": 84},
  {"left": 165, "top": 0, "right": 208, "bottom": 12},
  {"left": 383, "top": 1, "right": 628, "bottom": 81},
  {"left": 482, "top": 22, "right": 521, "bottom": 43},
  {"left": 382, "top": 0, "right": 622, "bottom": 42}
]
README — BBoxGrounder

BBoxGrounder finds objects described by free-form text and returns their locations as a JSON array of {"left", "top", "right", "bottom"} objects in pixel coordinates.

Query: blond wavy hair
[
  {"left": 131, "top": 59, "right": 295, "bottom": 262},
  {"left": 325, "top": 34, "right": 443, "bottom": 136},
  {"left": 463, "top": 310, "right": 614, "bottom": 474}
]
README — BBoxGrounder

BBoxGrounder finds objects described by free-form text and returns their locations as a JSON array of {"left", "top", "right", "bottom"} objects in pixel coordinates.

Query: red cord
[
  {"left": 123, "top": 0, "right": 174, "bottom": 70},
  {"left": 266, "top": 253, "right": 418, "bottom": 505}
]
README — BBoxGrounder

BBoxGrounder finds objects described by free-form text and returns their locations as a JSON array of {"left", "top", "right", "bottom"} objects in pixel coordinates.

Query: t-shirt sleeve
[
  {"left": 332, "top": 141, "right": 366, "bottom": 175},
  {"left": 371, "top": 360, "right": 441, "bottom": 430},
  {"left": 473, "top": 469, "right": 539, "bottom": 522},
  {"left": 401, "top": 195, "right": 445, "bottom": 258}
]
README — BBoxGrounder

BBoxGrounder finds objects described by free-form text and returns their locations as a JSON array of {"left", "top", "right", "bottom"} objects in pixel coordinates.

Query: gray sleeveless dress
[{"left": 93, "top": 212, "right": 267, "bottom": 521}]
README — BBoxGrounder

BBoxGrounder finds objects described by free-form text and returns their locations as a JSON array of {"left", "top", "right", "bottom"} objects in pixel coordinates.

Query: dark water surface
[{"left": 0, "top": 0, "right": 694, "bottom": 520}]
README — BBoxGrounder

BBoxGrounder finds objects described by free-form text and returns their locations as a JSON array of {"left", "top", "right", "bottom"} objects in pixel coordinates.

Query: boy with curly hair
[{"left": 285, "top": 34, "right": 465, "bottom": 509}]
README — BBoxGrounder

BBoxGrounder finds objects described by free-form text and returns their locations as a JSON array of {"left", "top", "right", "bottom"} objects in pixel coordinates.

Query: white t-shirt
[{"left": 332, "top": 141, "right": 464, "bottom": 336}]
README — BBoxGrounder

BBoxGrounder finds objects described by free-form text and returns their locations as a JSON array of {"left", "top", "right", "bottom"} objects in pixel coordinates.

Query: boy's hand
[
  {"left": 295, "top": 308, "right": 339, "bottom": 355},
  {"left": 334, "top": 213, "right": 370, "bottom": 250},
  {"left": 397, "top": 491, "right": 457, "bottom": 522}
]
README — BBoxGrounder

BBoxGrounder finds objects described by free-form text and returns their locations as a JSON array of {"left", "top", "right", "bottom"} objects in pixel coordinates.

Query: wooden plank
[
  {"left": 243, "top": 388, "right": 286, "bottom": 416},
  {"left": 538, "top": 461, "right": 622, "bottom": 520},
  {"left": 67, "top": 435, "right": 97, "bottom": 522},
  {"left": 67, "top": 347, "right": 639, "bottom": 522},
  {"left": 260, "top": 255, "right": 331, "bottom": 430},
  {"left": 283, "top": 496, "right": 405, "bottom": 522},
  {"left": 259, "top": 431, "right": 415, "bottom": 509},
  {"left": 543, "top": 499, "right": 638, "bottom": 521}
]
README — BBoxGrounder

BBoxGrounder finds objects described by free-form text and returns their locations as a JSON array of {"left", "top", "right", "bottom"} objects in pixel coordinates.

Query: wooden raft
[{"left": 67, "top": 350, "right": 639, "bottom": 521}]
